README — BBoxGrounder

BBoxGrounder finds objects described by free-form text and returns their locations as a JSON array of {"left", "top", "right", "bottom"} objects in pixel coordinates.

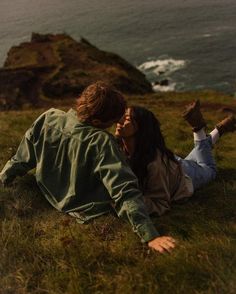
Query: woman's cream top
[{"left": 143, "top": 150, "right": 194, "bottom": 216}]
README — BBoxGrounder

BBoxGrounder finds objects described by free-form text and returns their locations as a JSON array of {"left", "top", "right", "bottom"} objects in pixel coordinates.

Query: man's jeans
[{"left": 175, "top": 136, "right": 217, "bottom": 190}]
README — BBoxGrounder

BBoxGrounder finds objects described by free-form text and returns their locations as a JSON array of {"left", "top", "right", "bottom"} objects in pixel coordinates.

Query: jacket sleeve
[
  {"left": 0, "top": 124, "right": 36, "bottom": 186},
  {"left": 0, "top": 109, "right": 55, "bottom": 185},
  {"left": 94, "top": 136, "right": 160, "bottom": 243}
]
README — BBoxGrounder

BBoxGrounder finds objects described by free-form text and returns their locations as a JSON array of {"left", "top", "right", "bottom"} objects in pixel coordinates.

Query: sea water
[{"left": 0, "top": 0, "right": 236, "bottom": 93}]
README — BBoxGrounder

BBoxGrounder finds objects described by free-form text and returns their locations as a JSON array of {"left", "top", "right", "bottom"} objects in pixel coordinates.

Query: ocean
[{"left": 0, "top": 0, "right": 236, "bottom": 94}]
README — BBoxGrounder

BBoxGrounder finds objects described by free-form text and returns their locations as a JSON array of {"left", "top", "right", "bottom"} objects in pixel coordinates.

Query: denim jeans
[{"left": 175, "top": 136, "right": 217, "bottom": 190}]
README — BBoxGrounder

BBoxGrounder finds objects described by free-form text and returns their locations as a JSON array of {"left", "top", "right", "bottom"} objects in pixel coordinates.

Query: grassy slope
[{"left": 0, "top": 91, "right": 235, "bottom": 294}]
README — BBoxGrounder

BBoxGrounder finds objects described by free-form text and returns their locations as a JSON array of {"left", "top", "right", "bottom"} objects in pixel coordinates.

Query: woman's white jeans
[{"left": 175, "top": 136, "right": 217, "bottom": 190}]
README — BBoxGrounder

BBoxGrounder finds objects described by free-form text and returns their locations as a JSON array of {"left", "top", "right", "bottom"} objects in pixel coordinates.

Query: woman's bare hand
[{"left": 148, "top": 236, "right": 176, "bottom": 253}]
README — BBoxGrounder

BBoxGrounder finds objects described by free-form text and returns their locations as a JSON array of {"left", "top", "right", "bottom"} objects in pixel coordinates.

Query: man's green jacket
[{"left": 0, "top": 108, "right": 159, "bottom": 242}]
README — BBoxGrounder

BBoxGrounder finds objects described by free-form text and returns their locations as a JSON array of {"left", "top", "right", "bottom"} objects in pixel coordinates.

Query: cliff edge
[{"left": 0, "top": 33, "right": 152, "bottom": 109}]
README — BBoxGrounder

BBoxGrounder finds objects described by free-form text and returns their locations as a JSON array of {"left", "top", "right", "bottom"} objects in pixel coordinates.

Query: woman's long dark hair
[{"left": 129, "top": 106, "right": 178, "bottom": 190}]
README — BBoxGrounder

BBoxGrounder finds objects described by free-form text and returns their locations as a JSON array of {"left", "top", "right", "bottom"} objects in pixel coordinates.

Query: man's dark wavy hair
[
  {"left": 76, "top": 81, "right": 126, "bottom": 124},
  {"left": 129, "top": 106, "right": 178, "bottom": 190}
]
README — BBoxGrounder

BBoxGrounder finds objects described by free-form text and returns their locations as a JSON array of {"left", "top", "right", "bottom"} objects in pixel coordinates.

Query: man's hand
[{"left": 148, "top": 236, "right": 176, "bottom": 253}]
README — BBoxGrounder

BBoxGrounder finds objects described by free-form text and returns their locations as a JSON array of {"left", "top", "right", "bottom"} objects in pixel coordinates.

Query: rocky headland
[{"left": 0, "top": 33, "right": 153, "bottom": 109}]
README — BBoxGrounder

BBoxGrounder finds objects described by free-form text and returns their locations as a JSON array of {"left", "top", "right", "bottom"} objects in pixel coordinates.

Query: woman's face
[{"left": 115, "top": 108, "right": 138, "bottom": 138}]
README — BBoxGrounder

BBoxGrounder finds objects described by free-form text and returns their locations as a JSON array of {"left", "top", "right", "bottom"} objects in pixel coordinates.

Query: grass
[{"left": 0, "top": 91, "right": 236, "bottom": 294}]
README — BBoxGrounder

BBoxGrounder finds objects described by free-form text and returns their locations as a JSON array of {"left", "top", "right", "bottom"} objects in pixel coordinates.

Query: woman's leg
[
  {"left": 176, "top": 134, "right": 216, "bottom": 190},
  {"left": 179, "top": 101, "right": 216, "bottom": 189},
  {"left": 179, "top": 100, "right": 235, "bottom": 190}
]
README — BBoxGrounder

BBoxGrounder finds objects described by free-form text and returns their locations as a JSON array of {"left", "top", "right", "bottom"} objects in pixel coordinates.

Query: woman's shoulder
[{"left": 147, "top": 149, "right": 179, "bottom": 172}]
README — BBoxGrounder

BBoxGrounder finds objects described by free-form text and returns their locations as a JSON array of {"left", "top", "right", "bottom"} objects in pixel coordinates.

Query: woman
[{"left": 115, "top": 101, "right": 236, "bottom": 216}]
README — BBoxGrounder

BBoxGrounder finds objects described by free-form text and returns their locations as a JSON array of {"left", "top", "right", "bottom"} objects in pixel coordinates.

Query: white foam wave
[
  {"left": 152, "top": 82, "right": 176, "bottom": 92},
  {"left": 138, "top": 58, "right": 187, "bottom": 92},
  {"left": 138, "top": 58, "right": 186, "bottom": 76}
]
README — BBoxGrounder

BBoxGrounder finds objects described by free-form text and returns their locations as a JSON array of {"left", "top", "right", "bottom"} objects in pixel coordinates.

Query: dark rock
[
  {"left": 0, "top": 33, "right": 153, "bottom": 109},
  {"left": 31, "top": 33, "right": 53, "bottom": 43},
  {"left": 154, "top": 79, "right": 169, "bottom": 86},
  {"left": 160, "top": 79, "right": 169, "bottom": 86}
]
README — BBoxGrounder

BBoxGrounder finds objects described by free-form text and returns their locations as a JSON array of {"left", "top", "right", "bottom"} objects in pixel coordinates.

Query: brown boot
[
  {"left": 182, "top": 100, "right": 206, "bottom": 132},
  {"left": 215, "top": 115, "right": 236, "bottom": 136}
]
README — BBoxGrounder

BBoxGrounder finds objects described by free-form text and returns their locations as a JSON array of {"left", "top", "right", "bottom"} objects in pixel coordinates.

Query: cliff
[{"left": 0, "top": 33, "right": 152, "bottom": 109}]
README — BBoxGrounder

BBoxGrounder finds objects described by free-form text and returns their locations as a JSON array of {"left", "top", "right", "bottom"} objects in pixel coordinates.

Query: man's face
[{"left": 115, "top": 108, "right": 138, "bottom": 138}]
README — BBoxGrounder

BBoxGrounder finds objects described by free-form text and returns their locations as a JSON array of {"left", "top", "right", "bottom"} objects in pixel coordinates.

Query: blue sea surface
[{"left": 0, "top": 0, "right": 236, "bottom": 93}]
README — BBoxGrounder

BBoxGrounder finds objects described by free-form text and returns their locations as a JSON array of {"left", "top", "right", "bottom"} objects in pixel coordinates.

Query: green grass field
[{"left": 0, "top": 91, "right": 235, "bottom": 294}]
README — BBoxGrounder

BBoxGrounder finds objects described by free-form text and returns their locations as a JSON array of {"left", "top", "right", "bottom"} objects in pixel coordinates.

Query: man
[{"left": 0, "top": 81, "right": 175, "bottom": 253}]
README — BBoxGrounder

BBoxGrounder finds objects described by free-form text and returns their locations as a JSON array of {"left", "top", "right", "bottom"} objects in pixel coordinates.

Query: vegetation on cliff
[
  {"left": 0, "top": 33, "right": 152, "bottom": 110},
  {"left": 0, "top": 91, "right": 235, "bottom": 293}
]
